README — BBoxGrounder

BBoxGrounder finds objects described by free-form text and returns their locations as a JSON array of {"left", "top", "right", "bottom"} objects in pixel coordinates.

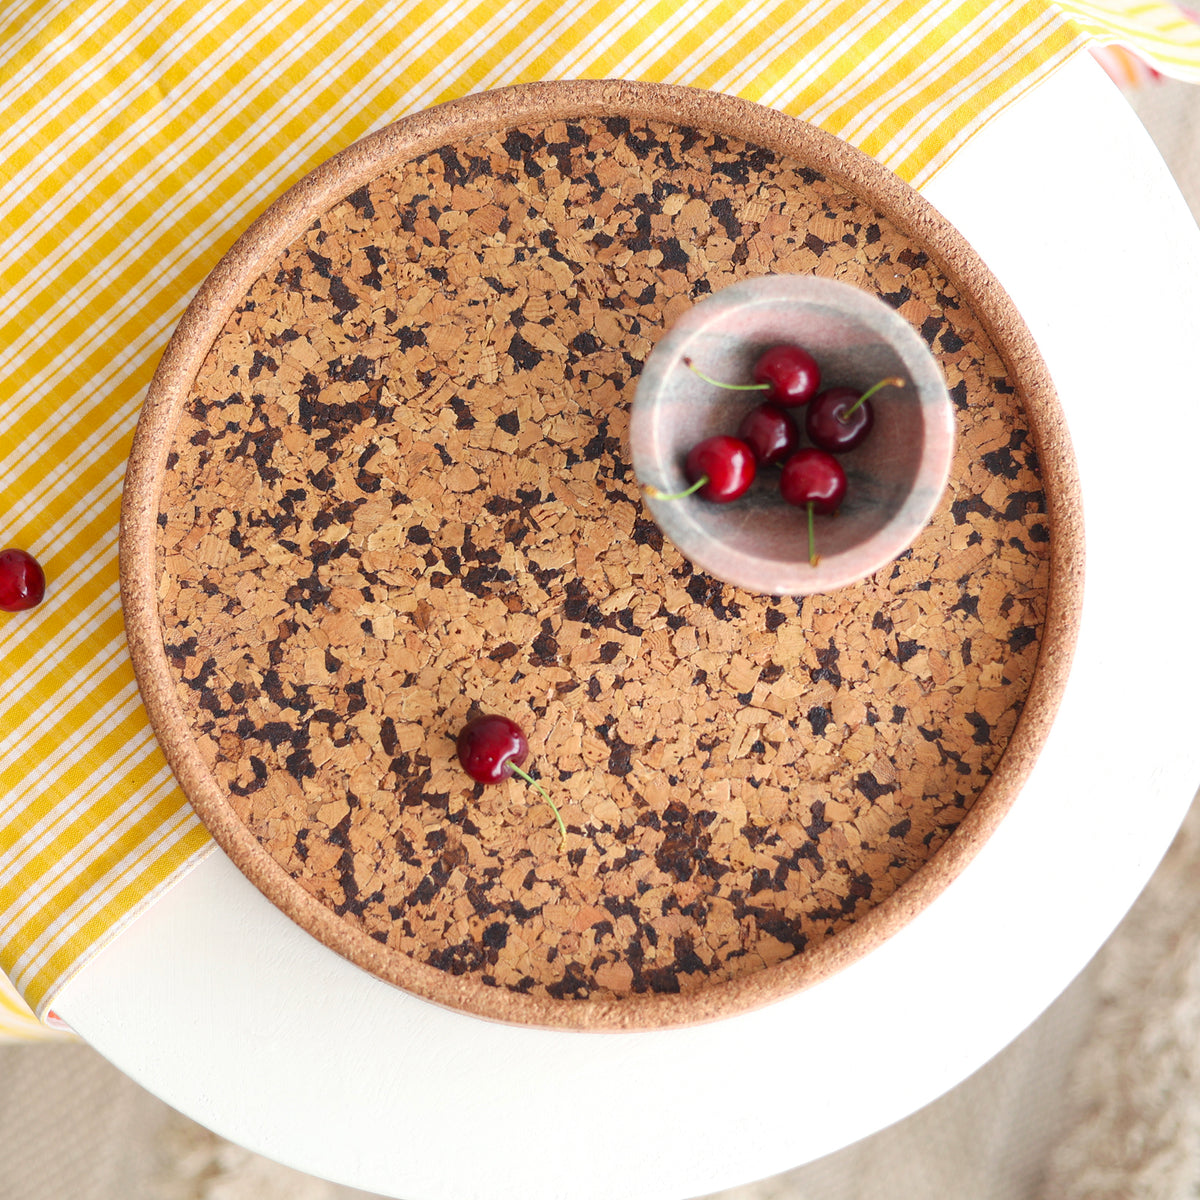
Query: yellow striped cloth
[
  {"left": 0, "top": 970, "right": 73, "bottom": 1041},
  {"left": 1, "top": 0, "right": 1198, "bottom": 1041},
  {"left": 1070, "top": 0, "right": 1200, "bottom": 76}
]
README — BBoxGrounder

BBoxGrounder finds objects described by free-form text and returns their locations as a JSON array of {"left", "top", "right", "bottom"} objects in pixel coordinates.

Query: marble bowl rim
[{"left": 631, "top": 272, "right": 957, "bottom": 595}]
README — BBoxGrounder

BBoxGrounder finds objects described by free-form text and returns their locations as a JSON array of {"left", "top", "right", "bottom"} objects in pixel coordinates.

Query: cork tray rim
[{"left": 120, "top": 80, "right": 1084, "bottom": 1031}]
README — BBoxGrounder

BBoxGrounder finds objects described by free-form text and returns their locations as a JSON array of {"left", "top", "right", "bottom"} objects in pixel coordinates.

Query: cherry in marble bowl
[{"left": 631, "top": 274, "right": 956, "bottom": 596}]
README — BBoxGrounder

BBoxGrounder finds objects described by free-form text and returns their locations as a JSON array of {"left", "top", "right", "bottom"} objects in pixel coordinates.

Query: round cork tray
[{"left": 121, "top": 80, "right": 1083, "bottom": 1031}]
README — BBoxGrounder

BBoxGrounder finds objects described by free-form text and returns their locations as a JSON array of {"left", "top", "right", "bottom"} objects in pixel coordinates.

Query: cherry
[
  {"left": 805, "top": 377, "right": 903, "bottom": 453},
  {"left": 0, "top": 549, "right": 45, "bottom": 612},
  {"left": 753, "top": 344, "right": 821, "bottom": 406},
  {"left": 683, "top": 344, "right": 820, "bottom": 407},
  {"left": 780, "top": 449, "right": 846, "bottom": 513},
  {"left": 644, "top": 434, "right": 756, "bottom": 503},
  {"left": 805, "top": 387, "right": 872, "bottom": 453},
  {"left": 456, "top": 714, "right": 566, "bottom": 846},
  {"left": 779, "top": 449, "right": 847, "bottom": 566},
  {"left": 737, "top": 402, "right": 800, "bottom": 464}
]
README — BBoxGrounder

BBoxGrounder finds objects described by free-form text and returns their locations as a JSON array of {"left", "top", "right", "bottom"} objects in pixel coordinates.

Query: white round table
[{"left": 58, "top": 53, "right": 1200, "bottom": 1200}]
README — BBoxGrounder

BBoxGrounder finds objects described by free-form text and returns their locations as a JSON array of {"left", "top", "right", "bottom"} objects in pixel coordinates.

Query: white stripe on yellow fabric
[
  {"left": 0, "top": 686, "right": 147, "bottom": 855},
  {"left": 888, "top": 54, "right": 1074, "bottom": 189},
  {"left": 15, "top": 471, "right": 124, "bottom": 565},
  {"left": 2, "top": 764, "right": 208, "bottom": 1005},
  {"left": 0, "top": 620, "right": 134, "bottom": 770},
  {"left": 0, "top": 420, "right": 150, "bottom": 597},
  {"left": 0, "top": 0, "right": 460, "bottom": 387},
  {"left": 422, "top": 0, "right": 550, "bottom": 95},
  {"left": 22, "top": 823, "right": 211, "bottom": 1004},
  {"left": 786, "top": 0, "right": 978, "bottom": 124},
  {"left": 0, "top": 624, "right": 128, "bottom": 770},
  {"left": 654, "top": 0, "right": 775, "bottom": 84},
  {"left": 11, "top": 803, "right": 205, "bottom": 995},
  {"left": 7, "top": 370, "right": 192, "bottom": 518},
  {"left": 826, "top": 1, "right": 1057, "bottom": 152},
  {"left": 389, "top": 0, "right": 580, "bottom": 114},
  {"left": 18, "top": 805, "right": 206, "bottom": 985},
  {"left": 0, "top": 600, "right": 117, "bottom": 707},
  {"left": 0, "top": 536, "right": 119, "bottom": 660},
  {"left": 3, "top": 762, "right": 175, "bottom": 940},
  {"left": 0, "top": 0, "right": 149, "bottom": 100},
  {"left": 3, "top": 24, "right": 306, "bottom": 292},
  {"left": 0, "top": 0, "right": 333, "bottom": 291},
  {"left": 0, "top": 544, "right": 123, "bottom": 655},
  {"left": 12, "top": 838, "right": 209, "bottom": 1011},
  {"left": 0, "top": 468, "right": 123, "bottom": 592},
  {"left": 4, "top": 769, "right": 183, "bottom": 969},
  {"left": 0, "top": 306, "right": 164, "bottom": 453},
  {"left": 0, "top": 0, "right": 264, "bottom": 196},
  {"left": 0, "top": 970, "right": 75, "bottom": 1041},
  {"left": 1061, "top": 0, "right": 1200, "bottom": 75},
  {"left": 711, "top": 0, "right": 847, "bottom": 98},
  {"left": 0, "top": 0, "right": 203, "bottom": 162},
  {"left": 0, "top": 593, "right": 125, "bottom": 751},
  {"left": 3, "top": 0, "right": 1197, "bottom": 1039},
  {"left": 0, "top": 0, "right": 89, "bottom": 68},
  {"left": 577, "top": 0, "right": 716, "bottom": 81},
  {"left": 876, "top": 8, "right": 1067, "bottom": 166},
  {"left": 470, "top": 0, "right": 594, "bottom": 93}
]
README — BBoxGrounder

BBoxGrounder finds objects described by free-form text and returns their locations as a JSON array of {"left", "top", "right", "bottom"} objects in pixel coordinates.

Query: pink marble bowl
[{"left": 631, "top": 274, "right": 955, "bottom": 596}]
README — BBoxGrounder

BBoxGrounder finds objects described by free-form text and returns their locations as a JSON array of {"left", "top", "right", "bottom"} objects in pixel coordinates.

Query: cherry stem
[
  {"left": 510, "top": 764, "right": 567, "bottom": 847},
  {"left": 683, "top": 357, "right": 768, "bottom": 392},
  {"left": 807, "top": 501, "right": 819, "bottom": 567},
  {"left": 644, "top": 475, "right": 708, "bottom": 501},
  {"left": 841, "top": 376, "right": 905, "bottom": 422}
]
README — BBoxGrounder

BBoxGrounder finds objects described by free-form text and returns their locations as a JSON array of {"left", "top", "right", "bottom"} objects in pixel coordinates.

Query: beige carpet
[{"left": 1, "top": 78, "right": 1198, "bottom": 1200}]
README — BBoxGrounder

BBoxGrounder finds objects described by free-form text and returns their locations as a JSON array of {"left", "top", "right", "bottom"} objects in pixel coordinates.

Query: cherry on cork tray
[{"left": 119, "top": 80, "right": 1083, "bottom": 1031}]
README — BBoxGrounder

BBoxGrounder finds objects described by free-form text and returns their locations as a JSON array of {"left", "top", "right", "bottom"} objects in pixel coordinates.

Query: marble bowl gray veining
[{"left": 631, "top": 274, "right": 955, "bottom": 596}]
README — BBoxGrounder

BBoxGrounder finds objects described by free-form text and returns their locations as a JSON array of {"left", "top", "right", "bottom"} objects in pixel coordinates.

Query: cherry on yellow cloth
[{"left": 2, "top": 0, "right": 1198, "bottom": 1040}]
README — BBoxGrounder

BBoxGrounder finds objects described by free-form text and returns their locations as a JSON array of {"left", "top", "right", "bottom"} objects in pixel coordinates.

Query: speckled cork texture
[{"left": 122, "top": 82, "right": 1083, "bottom": 1030}]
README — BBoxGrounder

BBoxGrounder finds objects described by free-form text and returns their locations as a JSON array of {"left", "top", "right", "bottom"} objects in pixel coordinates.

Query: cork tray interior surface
[{"left": 122, "top": 81, "right": 1082, "bottom": 1031}]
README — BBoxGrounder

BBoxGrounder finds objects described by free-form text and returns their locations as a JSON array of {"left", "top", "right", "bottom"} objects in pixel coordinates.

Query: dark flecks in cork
[{"left": 157, "top": 116, "right": 1051, "bottom": 1006}]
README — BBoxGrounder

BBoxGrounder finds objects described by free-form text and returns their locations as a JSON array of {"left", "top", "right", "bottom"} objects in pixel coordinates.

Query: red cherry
[
  {"left": 645, "top": 435, "right": 756, "bottom": 503},
  {"left": 457, "top": 714, "right": 528, "bottom": 783},
  {"left": 752, "top": 344, "right": 820, "bottom": 407},
  {"left": 805, "top": 387, "right": 874, "bottom": 452},
  {"left": 780, "top": 449, "right": 847, "bottom": 566},
  {"left": 685, "top": 435, "right": 756, "bottom": 501},
  {"left": 805, "top": 377, "right": 903, "bottom": 453},
  {"left": 737, "top": 402, "right": 800, "bottom": 464},
  {"left": 780, "top": 449, "right": 846, "bottom": 513},
  {"left": 0, "top": 549, "right": 46, "bottom": 612},
  {"left": 456, "top": 714, "right": 566, "bottom": 845},
  {"left": 683, "top": 345, "right": 820, "bottom": 407}
]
